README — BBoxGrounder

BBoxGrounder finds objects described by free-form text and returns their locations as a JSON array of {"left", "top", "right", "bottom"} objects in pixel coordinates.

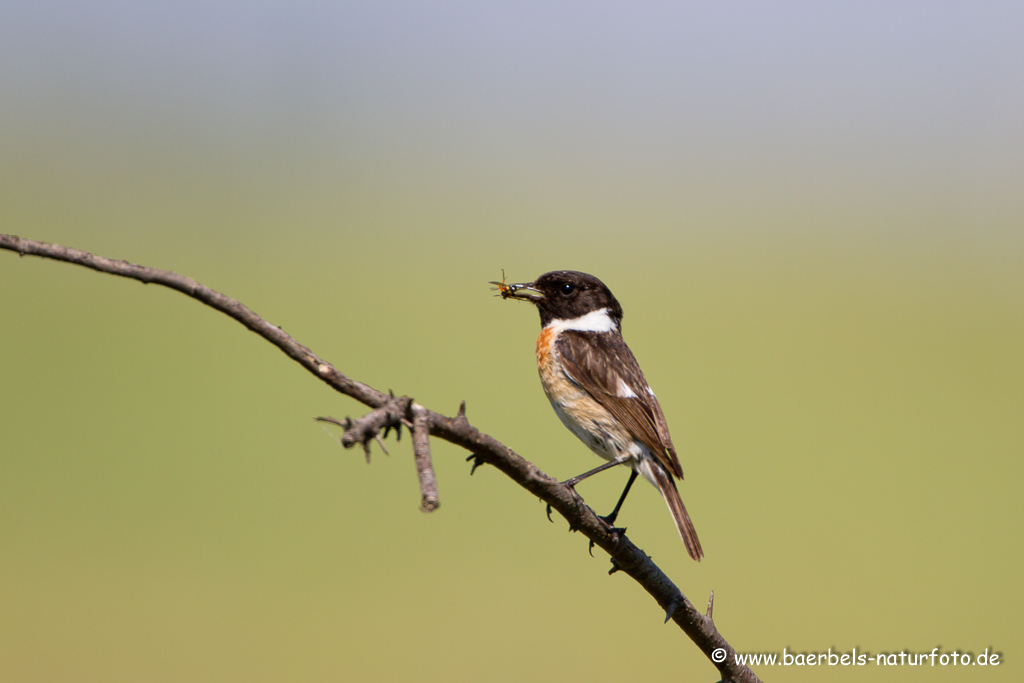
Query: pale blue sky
[{"left": 3, "top": 2, "right": 1022, "bottom": 248}]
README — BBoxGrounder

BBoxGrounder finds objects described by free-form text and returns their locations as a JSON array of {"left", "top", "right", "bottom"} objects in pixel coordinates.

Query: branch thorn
[
  {"left": 664, "top": 600, "right": 679, "bottom": 624},
  {"left": 466, "top": 453, "right": 486, "bottom": 475}
]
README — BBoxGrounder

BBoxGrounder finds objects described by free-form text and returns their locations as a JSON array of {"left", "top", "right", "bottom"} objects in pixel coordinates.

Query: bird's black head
[{"left": 495, "top": 270, "right": 624, "bottom": 328}]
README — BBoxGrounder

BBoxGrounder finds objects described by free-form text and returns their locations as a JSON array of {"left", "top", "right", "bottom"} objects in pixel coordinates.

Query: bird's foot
[{"left": 597, "top": 511, "right": 626, "bottom": 534}]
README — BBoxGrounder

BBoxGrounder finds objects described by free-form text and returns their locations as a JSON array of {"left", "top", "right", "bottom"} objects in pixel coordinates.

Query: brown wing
[{"left": 556, "top": 331, "right": 684, "bottom": 479}]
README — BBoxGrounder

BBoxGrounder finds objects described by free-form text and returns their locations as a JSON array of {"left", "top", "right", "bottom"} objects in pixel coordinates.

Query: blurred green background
[{"left": 2, "top": 2, "right": 1022, "bottom": 681}]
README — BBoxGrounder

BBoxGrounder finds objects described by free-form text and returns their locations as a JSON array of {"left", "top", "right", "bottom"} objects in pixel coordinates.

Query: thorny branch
[
  {"left": 314, "top": 394, "right": 439, "bottom": 513},
  {"left": 410, "top": 403, "right": 440, "bottom": 512},
  {"left": 1, "top": 234, "right": 761, "bottom": 683},
  {"left": 316, "top": 394, "right": 413, "bottom": 463}
]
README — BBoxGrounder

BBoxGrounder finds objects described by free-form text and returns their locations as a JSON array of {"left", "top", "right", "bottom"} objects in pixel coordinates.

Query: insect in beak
[{"left": 489, "top": 270, "right": 541, "bottom": 300}]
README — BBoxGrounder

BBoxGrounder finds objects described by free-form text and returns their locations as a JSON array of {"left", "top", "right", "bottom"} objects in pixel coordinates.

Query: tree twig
[
  {"left": 1, "top": 234, "right": 761, "bottom": 683},
  {"left": 411, "top": 403, "right": 440, "bottom": 512},
  {"left": 315, "top": 394, "right": 413, "bottom": 462}
]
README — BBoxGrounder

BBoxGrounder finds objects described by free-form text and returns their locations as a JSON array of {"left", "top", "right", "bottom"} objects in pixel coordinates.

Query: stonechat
[{"left": 492, "top": 270, "right": 702, "bottom": 561}]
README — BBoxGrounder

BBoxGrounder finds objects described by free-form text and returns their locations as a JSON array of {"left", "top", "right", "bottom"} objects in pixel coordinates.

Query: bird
[{"left": 491, "top": 270, "right": 703, "bottom": 561}]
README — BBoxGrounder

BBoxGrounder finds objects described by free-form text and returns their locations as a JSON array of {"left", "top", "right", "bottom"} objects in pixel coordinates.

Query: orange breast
[
  {"left": 533, "top": 326, "right": 631, "bottom": 463},
  {"left": 535, "top": 327, "right": 555, "bottom": 367}
]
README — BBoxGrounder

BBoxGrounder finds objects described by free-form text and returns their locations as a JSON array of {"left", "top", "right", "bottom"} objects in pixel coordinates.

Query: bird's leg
[
  {"left": 586, "top": 468, "right": 639, "bottom": 556},
  {"left": 561, "top": 454, "right": 634, "bottom": 551},
  {"left": 600, "top": 468, "right": 638, "bottom": 528},
  {"left": 561, "top": 453, "right": 632, "bottom": 488}
]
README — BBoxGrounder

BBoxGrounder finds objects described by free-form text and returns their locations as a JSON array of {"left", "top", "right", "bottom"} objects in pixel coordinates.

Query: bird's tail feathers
[{"left": 645, "top": 459, "right": 703, "bottom": 561}]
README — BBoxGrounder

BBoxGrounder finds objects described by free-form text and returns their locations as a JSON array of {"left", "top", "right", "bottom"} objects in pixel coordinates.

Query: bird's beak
[{"left": 489, "top": 280, "right": 543, "bottom": 302}]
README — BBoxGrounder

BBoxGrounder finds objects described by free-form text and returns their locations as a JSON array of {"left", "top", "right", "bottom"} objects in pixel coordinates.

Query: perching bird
[{"left": 492, "top": 270, "right": 702, "bottom": 560}]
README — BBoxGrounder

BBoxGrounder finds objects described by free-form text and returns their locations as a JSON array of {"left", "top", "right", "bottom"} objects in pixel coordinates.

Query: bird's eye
[{"left": 559, "top": 283, "right": 575, "bottom": 297}]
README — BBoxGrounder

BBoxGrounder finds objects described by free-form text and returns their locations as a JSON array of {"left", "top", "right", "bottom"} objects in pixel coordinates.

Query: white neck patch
[{"left": 545, "top": 307, "right": 618, "bottom": 334}]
